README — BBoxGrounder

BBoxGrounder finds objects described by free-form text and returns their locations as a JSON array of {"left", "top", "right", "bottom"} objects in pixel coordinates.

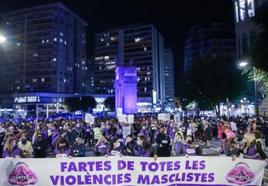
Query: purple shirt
[{"left": 2, "top": 146, "right": 21, "bottom": 158}]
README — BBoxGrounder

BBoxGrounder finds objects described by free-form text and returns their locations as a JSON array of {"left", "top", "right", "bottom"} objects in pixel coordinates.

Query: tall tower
[{"left": 114, "top": 67, "right": 137, "bottom": 114}]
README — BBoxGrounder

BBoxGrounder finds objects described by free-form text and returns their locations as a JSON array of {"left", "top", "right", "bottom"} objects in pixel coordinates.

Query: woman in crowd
[
  {"left": 54, "top": 137, "right": 72, "bottom": 158},
  {"left": 17, "top": 133, "right": 33, "bottom": 158},
  {"left": 134, "top": 134, "right": 153, "bottom": 157},
  {"left": 95, "top": 133, "right": 109, "bottom": 156},
  {"left": 2, "top": 135, "right": 21, "bottom": 158},
  {"left": 33, "top": 132, "right": 48, "bottom": 158}
]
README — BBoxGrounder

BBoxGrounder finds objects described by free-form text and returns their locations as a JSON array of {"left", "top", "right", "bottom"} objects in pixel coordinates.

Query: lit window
[
  {"left": 52, "top": 58, "right": 57, "bottom": 62},
  {"left": 104, "top": 56, "right": 109, "bottom": 60},
  {"left": 110, "top": 37, "right": 117, "bottom": 41},
  {"left": 85, "top": 67, "right": 88, "bottom": 70},
  {"left": 248, "top": 0, "right": 255, "bottom": 17},
  {"left": 16, "top": 86, "right": 20, "bottom": 90},
  {"left": 100, "top": 38, "right": 104, "bottom": 42},
  {"left": 135, "top": 37, "right": 142, "bottom": 43},
  {"left": 144, "top": 87, "right": 147, "bottom": 92},
  {"left": 41, "top": 40, "right": 45, "bottom": 44},
  {"left": 63, "top": 79, "right": 67, "bottom": 83},
  {"left": 33, "top": 52, "right": 38, "bottom": 57},
  {"left": 60, "top": 39, "right": 63, "bottom": 43},
  {"left": 239, "top": 0, "right": 246, "bottom": 21},
  {"left": 6, "top": 22, "right": 10, "bottom": 25},
  {"left": 54, "top": 37, "right": 57, "bottom": 42},
  {"left": 32, "top": 78, "right": 37, "bottom": 83},
  {"left": 46, "top": 39, "right": 49, "bottom": 43},
  {"left": 60, "top": 32, "right": 64, "bottom": 36},
  {"left": 64, "top": 41, "right": 67, "bottom": 45},
  {"left": 106, "top": 43, "right": 110, "bottom": 46},
  {"left": 17, "top": 42, "right": 21, "bottom": 46},
  {"left": 41, "top": 78, "right": 45, "bottom": 82}
]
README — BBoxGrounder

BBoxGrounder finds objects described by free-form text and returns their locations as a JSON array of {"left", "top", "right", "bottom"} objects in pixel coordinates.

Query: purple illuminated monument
[{"left": 114, "top": 66, "right": 137, "bottom": 114}]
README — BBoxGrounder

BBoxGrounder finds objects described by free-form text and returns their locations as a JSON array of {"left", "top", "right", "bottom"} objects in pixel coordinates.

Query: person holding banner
[
  {"left": 18, "top": 133, "right": 33, "bottom": 158},
  {"left": 54, "top": 137, "right": 72, "bottom": 158},
  {"left": 156, "top": 126, "right": 171, "bottom": 157},
  {"left": 2, "top": 135, "right": 21, "bottom": 158},
  {"left": 134, "top": 134, "right": 153, "bottom": 157}
]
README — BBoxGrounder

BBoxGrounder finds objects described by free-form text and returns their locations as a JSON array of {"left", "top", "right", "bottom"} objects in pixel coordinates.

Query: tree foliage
[
  {"left": 104, "top": 97, "right": 115, "bottom": 111},
  {"left": 181, "top": 54, "right": 246, "bottom": 111},
  {"left": 64, "top": 96, "right": 97, "bottom": 112}
]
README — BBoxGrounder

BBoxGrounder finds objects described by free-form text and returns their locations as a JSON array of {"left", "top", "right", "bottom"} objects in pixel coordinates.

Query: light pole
[{"left": 238, "top": 60, "right": 258, "bottom": 116}]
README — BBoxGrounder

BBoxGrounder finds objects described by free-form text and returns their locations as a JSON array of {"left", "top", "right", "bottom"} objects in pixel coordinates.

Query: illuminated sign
[{"left": 14, "top": 96, "right": 40, "bottom": 103}]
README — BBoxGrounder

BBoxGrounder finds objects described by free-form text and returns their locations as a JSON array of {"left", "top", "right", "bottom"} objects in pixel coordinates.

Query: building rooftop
[{"left": 0, "top": 2, "right": 88, "bottom": 26}]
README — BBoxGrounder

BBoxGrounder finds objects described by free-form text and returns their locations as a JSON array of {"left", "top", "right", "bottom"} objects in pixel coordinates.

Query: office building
[
  {"left": 233, "top": 0, "right": 268, "bottom": 115},
  {"left": 184, "top": 23, "right": 236, "bottom": 73},
  {"left": 94, "top": 24, "right": 166, "bottom": 107},
  {"left": 164, "top": 48, "right": 175, "bottom": 103},
  {"left": 0, "top": 3, "right": 88, "bottom": 94}
]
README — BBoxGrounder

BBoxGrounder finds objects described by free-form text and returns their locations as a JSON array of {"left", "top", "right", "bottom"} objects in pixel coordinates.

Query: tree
[
  {"left": 64, "top": 96, "right": 97, "bottom": 112},
  {"left": 104, "top": 97, "right": 115, "bottom": 111},
  {"left": 181, "top": 53, "right": 246, "bottom": 115}
]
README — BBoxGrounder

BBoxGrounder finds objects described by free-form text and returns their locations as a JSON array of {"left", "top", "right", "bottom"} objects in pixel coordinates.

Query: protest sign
[
  {"left": 0, "top": 156, "right": 265, "bottom": 186},
  {"left": 85, "top": 113, "right": 95, "bottom": 124}
]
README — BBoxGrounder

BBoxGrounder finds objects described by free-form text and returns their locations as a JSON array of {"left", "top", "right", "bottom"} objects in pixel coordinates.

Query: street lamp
[
  {"left": 237, "top": 60, "right": 258, "bottom": 116},
  {"left": 0, "top": 34, "right": 7, "bottom": 43},
  {"left": 238, "top": 60, "right": 249, "bottom": 68}
]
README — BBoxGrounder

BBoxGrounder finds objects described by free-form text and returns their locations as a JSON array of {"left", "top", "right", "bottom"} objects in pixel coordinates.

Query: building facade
[
  {"left": 234, "top": 0, "right": 267, "bottom": 58},
  {"left": 233, "top": 0, "right": 268, "bottom": 115},
  {"left": 184, "top": 23, "right": 236, "bottom": 73},
  {"left": 164, "top": 48, "right": 175, "bottom": 103},
  {"left": 94, "top": 24, "right": 166, "bottom": 107},
  {"left": 0, "top": 3, "right": 88, "bottom": 94}
]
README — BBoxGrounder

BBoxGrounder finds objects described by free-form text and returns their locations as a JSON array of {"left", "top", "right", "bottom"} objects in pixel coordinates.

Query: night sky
[{"left": 0, "top": 0, "right": 235, "bottom": 91}]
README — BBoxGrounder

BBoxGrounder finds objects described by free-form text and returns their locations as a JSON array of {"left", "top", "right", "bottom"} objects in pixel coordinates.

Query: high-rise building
[
  {"left": 233, "top": 0, "right": 268, "bottom": 115},
  {"left": 234, "top": 0, "right": 267, "bottom": 57},
  {"left": 94, "top": 24, "right": 165, "bottom": 107},
  {"left": 184, "top": 23, "right": 236, "bottom": 73},
  {"left": 164, "top": 48, "right": 175, "bottom": 103},
  {"left": 0, "top": 3, "right": 88, "bottom": 94}
]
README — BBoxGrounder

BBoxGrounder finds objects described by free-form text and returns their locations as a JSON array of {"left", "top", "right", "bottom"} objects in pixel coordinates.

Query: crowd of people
[{"left": 0, "top": 115, "right": 268, "bottom": 161}]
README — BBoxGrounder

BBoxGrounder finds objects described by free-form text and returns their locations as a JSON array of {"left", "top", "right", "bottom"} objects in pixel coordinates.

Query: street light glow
[
  {"left": 238, "top": 61, "right": 249, "bottom": 68},
  {"left": 0, "top": 35, "right": 6, "bottom": 43}
]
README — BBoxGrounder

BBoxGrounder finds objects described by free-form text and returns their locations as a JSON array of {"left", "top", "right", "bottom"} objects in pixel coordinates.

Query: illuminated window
[
  {"left": 54, "top": 37, "right": 57, "bottom": 42},
  {"left": 104, "top": 56, "right": 109, "bottom": 60},
  {"left": 41, "top": 78, "right": 45, "bottom": 82},
  {"left": 63, "top": 79, "right": 67, "bottom": 83},
  {"left": 17, "top": 42, "right": 21, "bottom": 46},
  {"left": 32, "top": 52, "right": 38, "bottom": 57},
  {"left": 235, "top": 1, "right": 239, "bottom": 23},
  {"left": 238, "top": 0, "right": 246, "bottom": 21},
  {"left": 110, "top": 37, "right": 117, "bottom": 41},
  {"left": 135, "top": 37, "right": 142, "bottom": 43},
  {"left": 248, "top": 0, "right": 255, "bottom": 17},
  {"left": 64, "top": 41, "right": 67, "bottom": 45},
  {"left": 41, "top": 40, "right": 45, "bottom": 44},
  {"left": 46, "top": 39, "right": 49, "bottom": 43},
  {"left": 100, "top": 38, "right": 104, "bottom": 42},
  {"left": 32, "top": 78, "right": 37, "bottom": 83},
  {"left": 60, "top": 39, "right": 63, "bottom": 43},
  {"left": 106, "top": 43, "right": 110, "bottom": 46},
  {"left": 60, "top": 32, "right": 64, "bottom": 36},
  {"left": 52, "top": 58, "right": 57, "bottom": 62}
]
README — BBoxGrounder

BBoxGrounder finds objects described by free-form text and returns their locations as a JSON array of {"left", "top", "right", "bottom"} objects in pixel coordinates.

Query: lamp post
[{"left": 238, "top": 60, "right": 258, "bottom": 116}]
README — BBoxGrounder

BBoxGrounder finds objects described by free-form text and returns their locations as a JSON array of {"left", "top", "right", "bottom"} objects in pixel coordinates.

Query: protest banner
[{"left": 0, "top": 156, "right": 265, "bottom": 186}]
